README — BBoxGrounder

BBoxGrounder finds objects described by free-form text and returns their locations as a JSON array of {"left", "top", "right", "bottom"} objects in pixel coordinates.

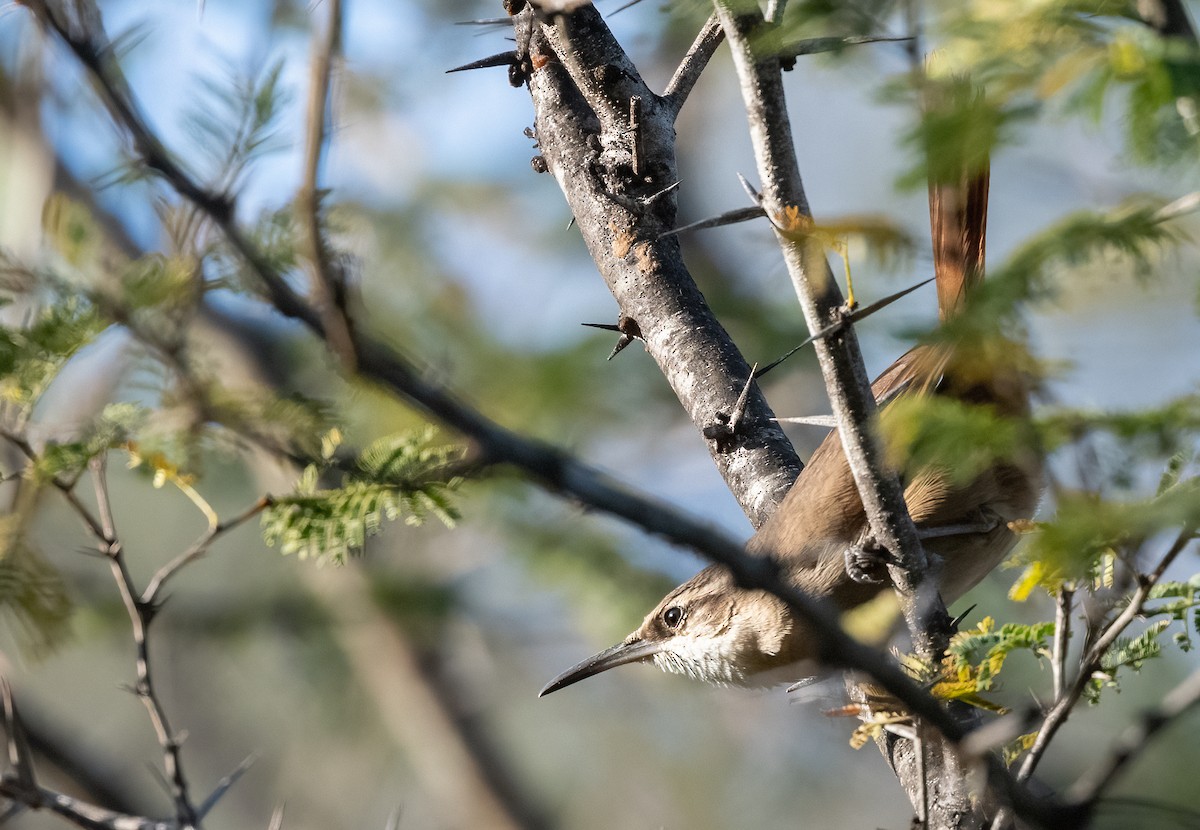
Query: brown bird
[{"left": 540, "top": 166, "right": 1043, "bottom": 696}]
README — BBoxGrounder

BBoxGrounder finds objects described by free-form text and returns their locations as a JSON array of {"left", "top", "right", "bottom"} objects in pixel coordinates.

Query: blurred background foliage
[{"left": 0, "top": 1, "right": 1198, "bottom": 829}]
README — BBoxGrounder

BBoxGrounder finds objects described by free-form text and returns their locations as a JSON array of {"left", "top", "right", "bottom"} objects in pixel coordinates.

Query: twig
[
  {"left": 0, "top": 680, "right": 176, "bottom": 829},
  {"left": 1017, "top": 525, "right": 1198, "bottom": 782},
  {"left": 1067, "top": 668, "right": 1200, "bottom": 809},
  {"left": 141, "top": 496, "right": 273, "bottom": 605},
  {"left": 89, "top": 458, "right": 200, "bottom": 828},
  {"left": 297, "top": 0, "right": 356, "bottom": 371},
  {"left": 1052, "top": 587, "right": 1074, "bottom": 702},
  {"left": 662, "top": 14, "right": 723, "bottom": 118}
]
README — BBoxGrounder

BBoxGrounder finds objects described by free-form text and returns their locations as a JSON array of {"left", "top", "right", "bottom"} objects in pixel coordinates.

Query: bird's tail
[{"left": 929, "top": 162, "right": 989, "bottom": 321}]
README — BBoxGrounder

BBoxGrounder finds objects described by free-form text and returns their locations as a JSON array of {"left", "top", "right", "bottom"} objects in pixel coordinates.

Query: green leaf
[{"left": 261, "top": 430, "right": 464, "bottom": 565}]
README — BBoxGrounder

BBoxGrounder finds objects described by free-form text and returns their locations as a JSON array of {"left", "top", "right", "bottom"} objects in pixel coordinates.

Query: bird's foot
[{"left": 843, "top": 532, "right": 895, "bottom": 584}]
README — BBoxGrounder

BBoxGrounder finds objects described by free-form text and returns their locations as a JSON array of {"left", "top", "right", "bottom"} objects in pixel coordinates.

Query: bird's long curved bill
[{"left": 539, "top": 638, "right": 662, "bottom": 697}]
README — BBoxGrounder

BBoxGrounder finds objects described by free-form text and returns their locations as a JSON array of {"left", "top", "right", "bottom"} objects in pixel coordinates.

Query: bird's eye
[{"left": 662, "top": 606, "right": 683, "bottom": 629}]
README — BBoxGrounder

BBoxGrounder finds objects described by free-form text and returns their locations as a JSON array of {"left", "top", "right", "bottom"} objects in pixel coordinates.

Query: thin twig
[
  {"left": 89, "top": 458, "right": 200, "bottom": 828},
  {"left": 1052, "top": 587, "right": 1074, "bottom": 702},
  {"left": 1067, "top": 667, "right": 1200, "bottom": 807},
  {"left": 1017, "top": 525, "right": 1198, "bottom": 782},
  {"left": 297, "top": 0, "right": 356, "bottom": 371},
  {"left": 662, "top": 14, "right": 723, "bottom": 117},
  {"left": 141, "top": 495, "right": 273, "bottom": 605}
]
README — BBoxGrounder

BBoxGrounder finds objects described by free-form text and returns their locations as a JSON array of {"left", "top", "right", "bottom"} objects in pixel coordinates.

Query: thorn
[
  {"left": 453, "top": 17, "right": 512, "bottom": 26},
  {"left": 446, "top": 51, "right": 519, "bottom": 74},
  {"left": 566, "top": 215, "right": 576, "bottom": 231},
  {"left": 728, "top": 365, "right": 757, "bottom": 432},
  {"left": 773, "top": 414, "right": 838, "bottom": 428},
  {"left": 754, "top": 276, "right": 935, "bottom": 379},
  {"left": 268, "top": 802, "right": 286, "bottom": 830},
  {"left": 640, "top": 179, "right": 681, "bottom": 206},
  {"left": 786, "top": 676, "right": 819, "bottom": 694},
  {"left": 656, "top": 205, "right": 766, "bottom": 240},
  {"left": 583, "top": 319, "right": 642, "bottom": 360},
  {"left": 950, "top": 604, "right": 977, "bottom": 632},
  {"left": 610, "top": 0, "right": 648, "bottom": 14},
  {"left": 737, "top": 173, "right": 763, "bottom": 205},
  {"left": 198, "top": 753, "right": 259, "bottom": 819},
  {"left": 608, "top": 334, "right": 634, "bottom": 360}
]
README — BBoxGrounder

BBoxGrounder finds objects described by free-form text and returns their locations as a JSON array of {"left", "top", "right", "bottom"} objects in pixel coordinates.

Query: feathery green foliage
[
  {"left": 0, "top": 532, "right": 73, "bottom": 659},
  {"left": 946, "top": 617, "right": 1054, "bottom": 694},
  {"left": 262, "top": 429, "right": 463, "bottom": 565},
  {"left": 1086, "top": 619, "right": 1175, "bottom": 703}
]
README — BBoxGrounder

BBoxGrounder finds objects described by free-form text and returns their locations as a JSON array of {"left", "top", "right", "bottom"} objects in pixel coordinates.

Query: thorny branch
[
  {"left": 1016, "top": 525, "right": 1199, "bottom": 783},
  {"left": 89, "top": 459, "right": 197, "bottom": 828},
  {"left": 712, "top": 0, "right": 944, "bottom": 664},
  {"left": 0, "top": 446, "right": 265, "bottom": 827}
]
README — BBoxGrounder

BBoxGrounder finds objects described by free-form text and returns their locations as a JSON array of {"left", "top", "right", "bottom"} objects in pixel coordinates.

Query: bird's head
[{"left": 539, "top": 565, "right": 810, "bottom": 696}]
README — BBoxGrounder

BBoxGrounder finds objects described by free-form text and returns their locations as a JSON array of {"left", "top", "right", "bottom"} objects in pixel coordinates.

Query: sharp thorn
[
  {"left": 608, "top": 334, "right": 634, "bottom": 360},
  {"left": 753, "top": 333, "right": 817, "bottom": 379},
  {"left": 446, "top": 51, "right": 519, "bottom": 74},
  {"left": 566, "top": 215, "right": 576, "bottom": 231},
  {"left": 453, "top": 17, "right": 512, "bottom": 26},
  {"left": 729, "top": 365, "right": 757, "bottom": 431},
  {"left": 844, "top": 276, "right": 935, "bottom": 325},
  {"left": 581, "top": 322, "right": 622, "bottom": 332},
  {"left": 737, "top": 173, "right": 763, "bottom": 205},
  {"left": 1, "top": 679, "right": 36, "bottom": 792},
  {"left": 640, "top": 179, "right": 682, "bottom": 205},
  {"left": 773, "top": 414, "right": 838, "bottom": 427},
  {"left": 657, "top": 205, "right": 766, "bottom": 239},
  {"left": 755, "top": 277, "right": 934, "bottom": 380},
  {"left": 951, "top": 604, "right": 978, "bottom": 631},
  {"left": 198, "top": 753, "right": 259, "bottom": 819}
]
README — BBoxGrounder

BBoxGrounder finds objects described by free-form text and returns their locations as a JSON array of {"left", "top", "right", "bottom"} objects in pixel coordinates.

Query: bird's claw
[{"left": 843, "top": 534, "right": 893, "bottom": 584}]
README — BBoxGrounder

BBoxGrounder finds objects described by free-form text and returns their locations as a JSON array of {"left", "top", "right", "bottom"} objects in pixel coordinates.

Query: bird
[{"left": 539, "top": 164, "right": 1043, "bottom": 697}]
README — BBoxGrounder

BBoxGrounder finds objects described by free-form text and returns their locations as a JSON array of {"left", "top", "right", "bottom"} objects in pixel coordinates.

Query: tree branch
[
  {"left": 712, "top": 0, "right": 943, "bottom": 658},
  {"left": 1017, "top": 525, "right": 1198, "bottom": 782},
  {"left": 297, "top": 0, "right": 356, "bottom": 370},
  {"left": 1067, "top": 667, "right": 1200, "bottom": 810},
  {"left": 522, "top": 4, "right": 804, "bottom": 524},
  {"left": 87, "top": 459, "right": 199, "bottom": 828}
]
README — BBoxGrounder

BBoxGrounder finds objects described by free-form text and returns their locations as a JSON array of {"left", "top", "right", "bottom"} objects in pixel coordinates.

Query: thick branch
[{"left": 519, "top": 5, "right": 802, "bottom": 525}]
